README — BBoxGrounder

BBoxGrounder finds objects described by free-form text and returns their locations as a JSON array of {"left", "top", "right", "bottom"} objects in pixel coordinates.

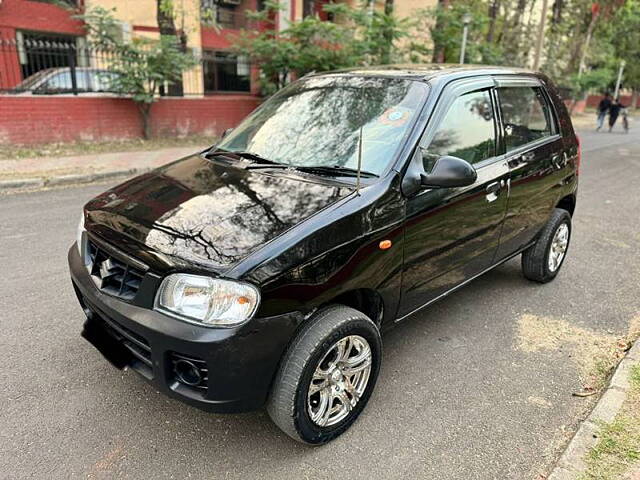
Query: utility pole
[
  {"left": 533, "top": 0, "right": 549, "bottom": 71},
  {"left": 459, "top": 13, "right": 472, "bottom": 64},
  {"left": 614, "top": 60, "right": 626, "bottom": 99}
]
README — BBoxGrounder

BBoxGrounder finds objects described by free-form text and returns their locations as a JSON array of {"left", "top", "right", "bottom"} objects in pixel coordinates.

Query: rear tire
[
  {"left": 266, "top": 305, "right": 382, "bottom": 445},
  {"left": 521, "top": 208, "right": 572, "bottom": 283}
]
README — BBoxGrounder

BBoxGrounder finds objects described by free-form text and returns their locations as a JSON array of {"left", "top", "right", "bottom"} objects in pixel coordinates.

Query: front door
[{"left": 399, "top": 78, "right": 509, "bottom": 319}]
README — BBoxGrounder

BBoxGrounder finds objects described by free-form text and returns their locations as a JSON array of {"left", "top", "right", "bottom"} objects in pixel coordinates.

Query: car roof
[{"left": 309, "top": 64, "right": 539, "bottom": 82}]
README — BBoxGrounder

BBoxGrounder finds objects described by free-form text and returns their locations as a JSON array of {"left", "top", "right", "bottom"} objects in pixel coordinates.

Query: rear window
[{"left": 497, "top": 87, "right": 555, "bottom": 152}]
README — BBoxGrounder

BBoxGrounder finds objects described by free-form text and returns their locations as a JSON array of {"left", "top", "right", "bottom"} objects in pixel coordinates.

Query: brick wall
[
  {"left": 586, "top": 94, "right": 639, "bottom": 109},
  {"left": 0, "top": 0, "right": 84, "bottom": 35},
  {"left": 0, "top": 95, "right": 260, "bottom": 145}
]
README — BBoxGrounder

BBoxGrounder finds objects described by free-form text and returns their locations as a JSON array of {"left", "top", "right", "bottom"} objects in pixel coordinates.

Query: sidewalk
[
  {"left": 547, "top": 338, "right": 640, "bottom": 479},
  {"left": 0, "top": 145, "right": 205, "bottom": 192}
]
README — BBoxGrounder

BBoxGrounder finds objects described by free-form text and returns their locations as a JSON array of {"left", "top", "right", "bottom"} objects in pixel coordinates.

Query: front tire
[
  {"left": 521, "top": 208, "right": 572, "bottom": 283},
  {"left": 266, "top": 305, "right": 382, "bottom": 445}
]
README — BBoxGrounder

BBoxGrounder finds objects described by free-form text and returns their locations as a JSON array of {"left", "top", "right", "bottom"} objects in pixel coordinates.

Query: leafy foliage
[
  {"left": 78, "top": 7, "right": 196, "bottom": 137},
  {"left": 229, "top": 0, "right": 638, "bottom": 101},
  {"left": 604, "top": 0, "right": 640, "bottom": 91},
  {"left": 230, "top": 1, "right": 413, "bottom": 95},
  {"left": 411, "top": 0, "right": 502, "bottom": 65},
  {"left": 568, "top": 67, "right": 616, "bottom": 97}
]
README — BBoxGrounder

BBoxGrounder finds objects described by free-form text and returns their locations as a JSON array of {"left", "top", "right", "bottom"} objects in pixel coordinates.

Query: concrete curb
[
  {"left": 547, "top": 339, "right": 640, "bottom": 479},
  {"left": 0, "top": 167, "right": 153, "bottom": 193}
]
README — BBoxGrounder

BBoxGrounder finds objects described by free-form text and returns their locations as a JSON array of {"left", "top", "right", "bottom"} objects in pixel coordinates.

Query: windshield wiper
[
  {"left": 293, "top": 165, "right": 379, "bottom": 178},
  {"left": 204, "top": 149, "right": 285, "bottom": 166},
  {"left": 232, "top": 151, "right": 287, "bottom": 167}
]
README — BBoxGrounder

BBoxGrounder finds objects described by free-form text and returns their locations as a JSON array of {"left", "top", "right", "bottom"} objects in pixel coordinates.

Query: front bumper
[{"left": 68, "top": 243, "right": 302, "bottom": 413}]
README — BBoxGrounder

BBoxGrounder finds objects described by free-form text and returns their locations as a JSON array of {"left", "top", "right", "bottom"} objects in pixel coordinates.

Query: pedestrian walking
[
  {"left": 596, "top": 92, "right": 612, "bottom": 131},
  {"left": 608, "top": 98, "right": 626, "bottom": 132}
]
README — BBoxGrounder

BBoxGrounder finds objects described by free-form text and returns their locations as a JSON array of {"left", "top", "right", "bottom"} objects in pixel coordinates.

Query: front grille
[{"left": 87, "top": 240, "right": 145, "bottom": 301}]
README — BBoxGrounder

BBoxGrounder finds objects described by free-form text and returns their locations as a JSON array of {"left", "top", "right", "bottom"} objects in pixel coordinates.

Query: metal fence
[{"left": 0, "top": 37, "right": 252, "bottom": 97}]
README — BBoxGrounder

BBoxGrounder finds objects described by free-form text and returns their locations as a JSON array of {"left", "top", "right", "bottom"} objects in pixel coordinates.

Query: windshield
[
  {"left": 216, "top": 76, "right": 428, "bottom": 176},
  {"left": 14, "top": 69, "right": 57, "bottom": 90}
]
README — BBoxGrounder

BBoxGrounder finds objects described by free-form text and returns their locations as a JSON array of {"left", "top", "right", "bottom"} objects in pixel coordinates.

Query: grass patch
[
  {"left": 580, "top": 364, "right": 640, "bottom": 480},
  {"left": 0, "top": 134, "right": 215, "bottom": 160}
]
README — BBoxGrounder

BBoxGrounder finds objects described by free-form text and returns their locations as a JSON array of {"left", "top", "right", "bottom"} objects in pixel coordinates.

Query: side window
[
  {"left": 38, "top": 72, "right": 72, "bottom": 93},
  {"left": 38, "top": 71, "right": 90, "bottom": 93},
  {"left": 498, "top": 86, "right": 554, "bottom": 152},
  {"left": 423, "top": 89, "right": 496, "bottom": 170}
]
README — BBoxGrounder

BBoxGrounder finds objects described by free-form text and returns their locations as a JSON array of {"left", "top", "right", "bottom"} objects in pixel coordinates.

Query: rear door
[
  {"left": 399, "top": 77, "right": 510, "bottom": 319},
  {"left": 492, "top": 77, "right": 565, "bottom": 260}
]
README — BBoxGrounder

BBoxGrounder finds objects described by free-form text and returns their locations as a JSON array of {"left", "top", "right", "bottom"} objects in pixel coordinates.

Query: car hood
[{"left": 84, "top": 154, "right": 352, "bottom": 272}]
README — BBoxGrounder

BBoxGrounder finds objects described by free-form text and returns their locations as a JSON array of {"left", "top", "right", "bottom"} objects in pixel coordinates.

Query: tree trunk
[
  {"left": 431, "top": 0, "right": 450, "bottom": 63},
  {"left": 551, "top": 0, "right": 563, "bottom": 24},
  {"left": 156, "top": 0, "right": 185, "bottom": 97},
  {"left": 138, "top": 103, "right": 153, "bottom": 140},
  {"left": 632, "top": 89, "right": 639, "bottom": 110},
  {"left": 502, "top": 0, "right": 527, "bottom": 64},
  {"left": 577, "top": 11, "right": 599, "bottom": 76},
  {"left": 381, "top": 0, "right": 394, "bottom": 64},
  {"left": 565, "top": 8, "right": 598, "bottom": 76},
  {"left": 157, "top": 0, "right": 179, "bottom": 37},
  {"left": 486, "top": 0, "right": 499, "bottom": 43}
]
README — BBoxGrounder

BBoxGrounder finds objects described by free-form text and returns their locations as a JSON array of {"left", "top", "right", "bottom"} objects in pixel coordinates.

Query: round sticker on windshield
[{"left": 379, "top": 108, "right": 410, "bottom": 126}]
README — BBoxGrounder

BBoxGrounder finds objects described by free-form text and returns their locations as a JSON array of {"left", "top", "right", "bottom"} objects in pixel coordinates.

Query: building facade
[{"left": 0, "top": 0, "right": 437, "bottom": 144}]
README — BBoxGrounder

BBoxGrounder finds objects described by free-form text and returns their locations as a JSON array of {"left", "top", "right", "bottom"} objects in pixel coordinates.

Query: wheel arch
[
  {"left": 324, "top": 288, "right": 385, "bottom": 327},
  {"left": 556, "top": 193, "right": 576, "bottom": 216}
]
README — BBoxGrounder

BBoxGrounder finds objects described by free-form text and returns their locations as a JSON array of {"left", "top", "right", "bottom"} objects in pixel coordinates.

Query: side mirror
[
  {"left": 420, "top": 155, "right": 477, "bottom": 188},
  {"left": 221, "top": 127, "right": 233, "bottom": 139}
]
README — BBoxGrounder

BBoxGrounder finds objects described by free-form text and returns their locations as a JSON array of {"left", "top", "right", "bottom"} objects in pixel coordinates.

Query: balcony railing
[{"left": 201, "top": 2, "right": 254, "bottom": 30}]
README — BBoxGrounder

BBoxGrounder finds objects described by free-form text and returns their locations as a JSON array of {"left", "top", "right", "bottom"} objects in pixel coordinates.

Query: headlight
[
  {"left": 77, "top": 211, "right": 85, "bottom": 259},
  {"left": 154, "top": 274, "right": 260, "bottom": 327}
]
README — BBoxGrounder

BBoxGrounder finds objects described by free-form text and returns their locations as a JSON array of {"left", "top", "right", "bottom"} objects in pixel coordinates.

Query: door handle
[
  {"left": 521, "top": 152, "right": 536, "bottom": 163},
  {"left": 551, "top": 152, "right": 567, "bottom": 169},
  {"left": 485, "top": 181, "right": 502, "bottom": 195},
  {"left": 508, "top": 151, "right": 535, "bottom": 168}
]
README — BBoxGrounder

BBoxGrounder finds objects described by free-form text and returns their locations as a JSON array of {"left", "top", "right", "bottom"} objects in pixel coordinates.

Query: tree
[
  {"left": 415, "top": 0, "right": 504, "bottom": 65},
  {"left": 608, "top": 0, "right": 640, "bottom": 107},
  {"left": 431, "top": 0, "right": 450, "bottom": 63},
  {"left": 78, "top": 7, "right": 196, "bottom": 138},
  {"left": 156, "top": 0, "right": 189, "bottom": 96},
  {"left": 230, "top": 1, "right": 410, "bottom": 95}
]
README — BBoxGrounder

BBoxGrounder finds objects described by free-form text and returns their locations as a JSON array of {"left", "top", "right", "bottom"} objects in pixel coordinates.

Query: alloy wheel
[
  {"left": 307, "top": 335, "right": 372, "bottom": 427},
  {"left": 548, "top": 223, "right": 569, "bottom": 272}
]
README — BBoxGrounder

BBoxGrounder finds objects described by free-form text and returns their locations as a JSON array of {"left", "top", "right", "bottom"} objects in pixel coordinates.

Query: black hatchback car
[{"left": 69, "top": 65, "right": 579, "bottom": 445}]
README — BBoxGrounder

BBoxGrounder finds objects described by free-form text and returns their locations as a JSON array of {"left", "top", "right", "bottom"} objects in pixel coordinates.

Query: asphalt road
[{"left": 1, "top": 127, "right": 639, "bottom": 479}]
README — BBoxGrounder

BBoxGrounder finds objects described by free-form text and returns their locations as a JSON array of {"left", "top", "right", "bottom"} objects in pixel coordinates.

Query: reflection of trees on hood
[{"left": 144, "top": 168, "right": 345, "bottom": 267}]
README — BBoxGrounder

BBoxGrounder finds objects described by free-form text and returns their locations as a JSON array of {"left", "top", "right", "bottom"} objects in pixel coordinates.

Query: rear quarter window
[{"left": 497, "top": 86, "right": 556, "bottom": 152}]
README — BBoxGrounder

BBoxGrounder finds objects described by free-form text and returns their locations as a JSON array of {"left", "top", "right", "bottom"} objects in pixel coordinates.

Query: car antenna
[{"left": 356, "top": 126, "right": 363, "bottom": 195}]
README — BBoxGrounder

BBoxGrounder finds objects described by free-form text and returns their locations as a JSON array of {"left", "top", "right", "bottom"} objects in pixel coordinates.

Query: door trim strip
[{"left": 394, "top": 241, "right": 535, "bottom": 324}]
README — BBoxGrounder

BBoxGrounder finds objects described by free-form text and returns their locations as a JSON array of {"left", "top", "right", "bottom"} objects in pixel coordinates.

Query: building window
[
  {"left": 201, "top": 1, "right": 247, "bottom": 29},
  {"left": 303, "top": 0, "right": 315, "bottom": 17},
  {"left": 302, "top": 0, "right": 334, "bottom": 20},
  {"left": 17, "top": 32, "right": 83, "bottom": 80},
  {"left": 203, "top": 51, "right": 250, "bottom": 93}
]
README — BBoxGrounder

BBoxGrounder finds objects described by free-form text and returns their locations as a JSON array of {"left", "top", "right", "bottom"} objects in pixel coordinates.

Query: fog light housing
[
  {"left": 170, "top": 353, "right": 208, "bottom": 392},
  {"left": 174, "top": 359, "right": 202, "bottom": 386}
]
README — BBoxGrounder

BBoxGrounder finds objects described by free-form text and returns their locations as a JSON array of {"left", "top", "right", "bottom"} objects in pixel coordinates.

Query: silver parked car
[{"left": 8, "top": 67, "right": 120, "bottom": 95}]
